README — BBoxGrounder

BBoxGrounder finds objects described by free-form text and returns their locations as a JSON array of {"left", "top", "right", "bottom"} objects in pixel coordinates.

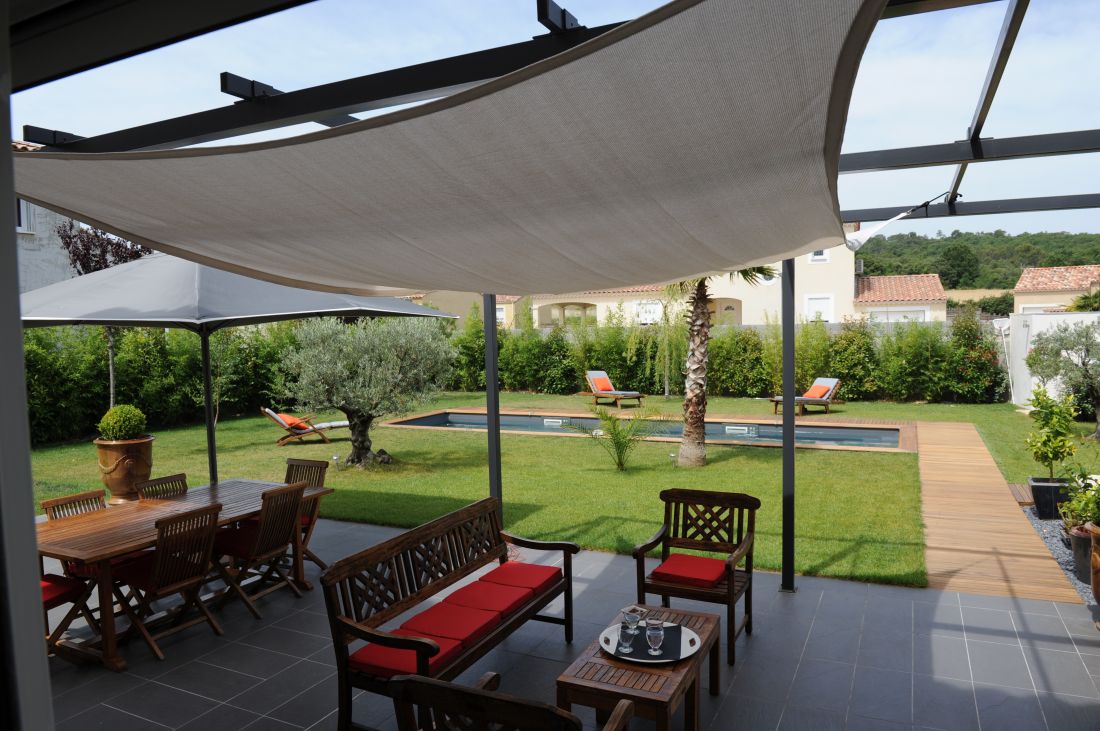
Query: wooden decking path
[{"left": 918, "top": 421, "right": 1081, "bottom": 603}]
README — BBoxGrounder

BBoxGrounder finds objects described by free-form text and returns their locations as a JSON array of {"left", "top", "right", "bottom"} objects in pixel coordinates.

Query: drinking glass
[
  {"left": 646, "top": 618, "right": 665, "bottom": 656},
  {"left": 618, "top": 623, "right": 635, "bottom": 654},
  {"left": 623, "top": 610, "right": 642, "bottom": 636}
]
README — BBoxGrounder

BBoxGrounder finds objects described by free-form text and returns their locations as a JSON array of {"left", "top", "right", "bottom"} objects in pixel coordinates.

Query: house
[
  {"left": 1012, "top": 265, "right": 1100, "bottom": 314},
  {"left": 13, "top": 141, "right": 77, "bottom": 293},
  {"left": 404, "top": 291, "right": 523, "bottom": 328},
  {"left": 852, "top": 274, "right": 948, "bottom": 323}
]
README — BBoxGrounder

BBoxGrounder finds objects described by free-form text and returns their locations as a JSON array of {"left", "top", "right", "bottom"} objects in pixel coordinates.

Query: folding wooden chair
[
  {"left": 135, "top": 473, "right": 189, "bottom": 500},
  {"left": 42, "top": 573, "right": 99, "bottom": 657},
  {"left": 285, "top": 458, "right": 329, "bottom": 570}
]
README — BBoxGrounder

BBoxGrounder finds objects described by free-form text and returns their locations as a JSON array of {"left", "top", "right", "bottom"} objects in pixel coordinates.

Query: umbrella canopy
[
  {"left": 21, "top": 253, "right": 454, "bottom": 484},
  {"left": 12, "top": 0, "right": 885, "bottom": 296}
]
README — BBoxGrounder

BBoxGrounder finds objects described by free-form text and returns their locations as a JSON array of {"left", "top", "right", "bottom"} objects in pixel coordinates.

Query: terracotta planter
[
  {"left": 94, "top": 435, "right": 154, "bottom": 504},
  {"left": 1085, "top": 523, "right": 1100, "bottom": 607},
  {"left": 1069, "top": 526, "right": 1092, "bottom": 584}
]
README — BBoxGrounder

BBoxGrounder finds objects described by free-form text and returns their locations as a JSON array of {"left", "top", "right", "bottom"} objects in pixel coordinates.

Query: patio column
[
  {"left": 199, "top": 328, "right": 219, "bottom": 484},
  {"left": 0, "top": 24, "right": 57, "bottom": 728},
  {"left": 781, "top": 257, "right": 796, "bottom": 592},
  {"left": 482, "top": 294, "right": 503, "bottom": 511}
]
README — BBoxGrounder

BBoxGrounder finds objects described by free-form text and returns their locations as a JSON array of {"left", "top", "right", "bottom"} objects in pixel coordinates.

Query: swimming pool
[{"left": 388, "top": 411, "right": 902, "bottom": 450}]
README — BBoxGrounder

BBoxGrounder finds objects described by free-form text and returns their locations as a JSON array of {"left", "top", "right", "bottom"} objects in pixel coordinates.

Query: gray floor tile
[
  {"left": 1079, "top": 651, "right": 1100, "bottom": 676},
  {"left": 1054, "top": 601, "right": 1100, "bottom": 624},
  {"left": 913, "top": 634, "right": 971, "bottom": 681},
  {"left": 967, "top": 640, "right": 1033, "bottom": 690},
  {"left": 1037, "top": 691, "right": 1100, "bottom": 731},
  {"left": 913, "top": 601, "right": 965, "bottom": 639},
  {"left": 177, "top": 704, "right": 263, "bottom": 731},
  {"left": 849, "top": 666, "right": 911, "bottom": 724},
  {"left": 846, "top": 715, "right": 913, "bottom": 730},
  {"left": 52, "top": 668, "right": 147, "bottom": 723},
  {"left": 912, "top": 675, "right": 978, "bottom": 731},
  {"left": 201, "top": 642, "right": 302, "bottom": 678},
  {"left": 1015, "top": 612, "right": 1078, "bottom": 653},
  {"left": 274, "top": 608, "right": 333, "bottom": 638},
  {"left": 267, "top": 674, "right": 341, "bottom": 727},
  {"left": 973, "top": 683, "right": 1047, "bottom": 731},
  {"left": 729, "top": 656, "right": 800, "bottom": 703},
  {"left": 241, "top": 716, "right": 300, "bottom": 730},
  {"left": 238, "top": 624, "right": 332, "bottom": 657},
  {"left": 707, "top": 695, "right": 784, "bottom": 731},
  {"left": 960, "top": 606, "right": 1018, "bottom": 645},
  {"left": 958, "top": 593, "right": 1059, "bottom": 616},
  {"left": 228, "top": 659, "right": 336, "bottom": 714},
  {"left": 156, "top": 660, "right": 263, "bottom": 702},
  {"left": 56, "top": 703, "right": 169, "bottom": 730},
  {"left": 1024, "top": 647, "right": 1100, "bottom": 698},
  {"left": 778, "top": 704, "right": 845, "bottom": 730},
  {"left": 858, "top": 628, "right": 913, "bottom": 673},
  {"left": 1062, "top": 617, "right": 1100, "bottom": 653},
  {"left": 106, "top": 681, "right": 220, "bottom": 728},
  {"left": 804, "top": 623, "right": 861, "bottom": 663},
  {"left": 788, "top": 658, "right": 854, "bottom": 712}
]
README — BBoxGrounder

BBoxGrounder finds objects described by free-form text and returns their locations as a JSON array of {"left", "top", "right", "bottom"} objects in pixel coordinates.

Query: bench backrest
[
  {"left": 660, "top": 488, "right": 760, "bottom": 555},
  {"left": 322, "top": 498, "right": 505, "bottom": 629}
]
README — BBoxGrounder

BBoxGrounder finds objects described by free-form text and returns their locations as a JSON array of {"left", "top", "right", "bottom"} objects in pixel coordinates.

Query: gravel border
[{"left": 1022, "top": 505, "right": 1096, "bottom": 604}]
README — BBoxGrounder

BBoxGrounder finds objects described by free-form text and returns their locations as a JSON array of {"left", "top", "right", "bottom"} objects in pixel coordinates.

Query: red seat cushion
[
  {"left": 400, "top": 603, "right": 501, "bottom": 649},
  {"left": 347, "top": 629, "right": 462, "bottom": 678},
  {"left": 481, "top": 562, "right": 562, "bottom": 596},
  {"left": 113, "top": 551, "right": 158, "bottom": 591},
  {"left": 41, "top": 574, "right": 87, "bottom": 610},
  {"left": 444, "top": 581, "right": 534, "bottom": 616},
  {"left": 214, "top": 524, "right": 260, "bottom": 559},
  {"left": 651, "top": 553, "right": 727, "bottom": 588},
  {"left": 66, "top": 549, "right": 150, "bottom": 578}
]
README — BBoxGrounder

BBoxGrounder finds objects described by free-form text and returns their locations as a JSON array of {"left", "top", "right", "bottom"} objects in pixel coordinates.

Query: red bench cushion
[
  {"left": 444, "top": 581, "right": 534, "bottom": 616},
  {"left": 113, "top": 552, "right": 159, "bottom": 591},
  {"left": 481, "top": 562, "right": 562, "bottom": 595},
  {"left": 41, "top": 574, "right": 87, "bottom": 610},
  {"left": 400, "top": 603, "right": 501, "bottom": 648},
  {"left": 348, "top": 629, "right": 462, "bottom": 678},
  {"left": 651, "top": 553, "right": 726, "bottom": 588}
]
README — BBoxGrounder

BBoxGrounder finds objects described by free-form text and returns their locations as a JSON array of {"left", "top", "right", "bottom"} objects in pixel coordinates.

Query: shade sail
[{"left": 13, "top": 0, "right": 885, "bottom": 296}]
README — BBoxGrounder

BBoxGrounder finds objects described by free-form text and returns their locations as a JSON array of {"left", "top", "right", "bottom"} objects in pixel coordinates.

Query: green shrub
[
  {"left": 540, "top": 327, "right": 582, "bottom": 394},
  {"left": 565, "top": 408, "right": 661, "bottom": 471},
  {"left": 448, "top": 304, "right": 487, "bottom": 391},
  {"left": 878, "top": 322, "right": 950, "bottom": 401},
  {"left": 944, "top": 307, "right": 1006, "bottom": 403},
  {"left": 97, "top": 404, "right": 147, "bottom": 440},
  {"left": 761, "top": 316, "right": 784, "bottom": 394},
  {"left": 23, "top": 327, "right": 110, "bottom": 444},
  {"left": 795, "top": 318, "right": 831, "bottom": 391},
  {"left": 1025, "top": 387, "right": 1078, "bottom": 479},
  {"left": 708, "top": 327, "right": 770, "bottom": 397},
  {"left": 830, "top": 319, "right": 879, "bottom": 400}
]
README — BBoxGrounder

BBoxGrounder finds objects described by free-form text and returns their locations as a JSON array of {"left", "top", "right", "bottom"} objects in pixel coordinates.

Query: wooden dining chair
[
  {"left": 136, "top": 473, "right": 189, "bottom": 500},
  {"left": 213, "top": 481, "right": 307, "bottom": 619},
  {"left": 285, "top": 458, "right": 329, "bottom": 570},
  {"left": 42, "top": 573, "right": 99, "bottom": 656},
  {"left": 111, "top": 504, "right": 224, "bottom": 660},
  {"left": 41, "top": 489, "right": 145, "bottom": 583}
]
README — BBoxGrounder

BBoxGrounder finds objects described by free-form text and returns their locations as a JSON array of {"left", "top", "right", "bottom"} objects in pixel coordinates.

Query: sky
[{"left": 10, "top": 0, "right": 1099, "bottom": 236}]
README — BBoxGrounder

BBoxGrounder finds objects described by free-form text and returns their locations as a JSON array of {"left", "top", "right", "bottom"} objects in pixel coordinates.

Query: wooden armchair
[
  {"left": 633, "top": 488, "right": 759, "bottom": 666},
  {"left": 285, "top": 458, "right": 329, "bottom": 570},
  {"left": 388, "top": 673, "right": 633, "bottom": 731},
  {"left": 135, "top": 473, "right": 189, "bottom": 500}
]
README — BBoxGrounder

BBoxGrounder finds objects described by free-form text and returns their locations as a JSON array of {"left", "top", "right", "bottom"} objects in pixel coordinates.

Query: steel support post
[
  {"left": 780, "top": 258, "right": 797, "bottom": 592},
  {"left": 483, "top": 294, "right": 503, "bottom": 510},
  {"left": 200, "top": 329, "right": 219, "bottom": 484}
]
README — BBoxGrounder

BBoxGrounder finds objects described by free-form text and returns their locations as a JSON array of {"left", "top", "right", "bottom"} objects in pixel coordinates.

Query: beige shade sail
[{"left": 13, "top": 0, "right": 885, "bottom": 296}]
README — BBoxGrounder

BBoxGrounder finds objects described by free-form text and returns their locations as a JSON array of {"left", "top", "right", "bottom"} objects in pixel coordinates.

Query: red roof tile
[
  {"left": 12, "top": 141, "right": 42, "bottom": 152},
  {"left": 854, "top": 275, "right": 946, "bottom": 303},
  {"left": 1013, "top": 266, "right": 1100, "bottom": 293}
]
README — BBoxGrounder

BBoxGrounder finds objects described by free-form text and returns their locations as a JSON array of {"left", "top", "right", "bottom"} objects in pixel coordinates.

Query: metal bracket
[
  {"left": 537, "top": 0, "right": 582, "bottom": 34},
  {"left": 21, "top": 125, "right": 84, "bottom": 146},
  {"left": 219, "top": 72, "right": 358, "bottom": 128}
]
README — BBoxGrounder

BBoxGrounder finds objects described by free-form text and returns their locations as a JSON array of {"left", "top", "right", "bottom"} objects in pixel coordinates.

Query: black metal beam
[
  {"left": 841, "top": 193, "right": 1100, "bottom": 222},
  {"left": 220, "top": 72, "right": 358, "bottom": 128},
  {"left": 838, "top": 129, "right": 1100, "bottom": 174},
  {"left": 947, "top": 0, "right": 1029, "bottom": 203},
  {"left": 881, "top": 0, "right": 998, "bottom": 18},
  {"left": 536, "top": 1, "right": 581, "bottom": 34},
  {"left": 11, "top": 0, "right": 316, "bottom": 93}
]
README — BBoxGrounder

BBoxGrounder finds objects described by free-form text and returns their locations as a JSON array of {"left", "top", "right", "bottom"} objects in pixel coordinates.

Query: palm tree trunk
[{"left": 678, "top": 280, "right": 711, "bottom": 467}]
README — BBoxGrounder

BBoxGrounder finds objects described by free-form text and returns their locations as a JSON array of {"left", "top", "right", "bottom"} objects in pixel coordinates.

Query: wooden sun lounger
[
  {"left": 770, "top": 378, "right": 841, "bottom": 416},
  {"left": 261, "top": 408, "right": 350, "bottom": 446},
  {"left": 584, "top": 370, "right": 645, "bottom": 408}
]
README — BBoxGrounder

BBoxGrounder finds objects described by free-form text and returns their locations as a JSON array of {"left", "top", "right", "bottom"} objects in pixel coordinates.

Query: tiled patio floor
[{"left": 47, "top": 518, "right": 1100, "bottom": 730}]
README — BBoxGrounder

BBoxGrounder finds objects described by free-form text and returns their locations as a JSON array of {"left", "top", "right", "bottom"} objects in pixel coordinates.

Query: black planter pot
[
  {"left": 1029, "top": 477, "right": 1070, "bottom": 520},
  {"left": 1070, "top": 528, "right": 1093, "bottom": 584}
]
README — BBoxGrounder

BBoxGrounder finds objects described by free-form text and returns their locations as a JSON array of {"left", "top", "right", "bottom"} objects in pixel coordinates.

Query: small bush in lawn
[
  {"left": 830, "top": 318, "right": 879, "bottom": 400},
  {"left": 566, "top": 408, "right": 662, "bottom": 471},
  {"left": 709, "top": 327, "right": 770, "bottom": 397}
]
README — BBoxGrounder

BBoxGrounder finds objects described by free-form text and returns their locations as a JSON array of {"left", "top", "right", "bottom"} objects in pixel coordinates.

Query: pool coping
[{"left": 382, "top": 407, "right": 917, "bottom": 453}]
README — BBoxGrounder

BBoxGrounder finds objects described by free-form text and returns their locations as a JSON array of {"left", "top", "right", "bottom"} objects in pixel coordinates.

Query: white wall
[
  {"left": 1008, "top": 311, "right": 1100, "bottom": 405},
  {"left": 16, "top": 202, "right": 76, "bottom": 293}
]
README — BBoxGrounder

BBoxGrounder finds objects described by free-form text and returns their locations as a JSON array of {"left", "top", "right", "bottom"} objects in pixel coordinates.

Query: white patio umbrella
[{"left": 20, "top": 253, "right": 453, "bottom": 483}]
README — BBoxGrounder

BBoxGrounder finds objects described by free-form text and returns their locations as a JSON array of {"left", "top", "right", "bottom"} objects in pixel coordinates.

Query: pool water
[{"left": 391, "top": 412, "right": 900, "bottom": 449}]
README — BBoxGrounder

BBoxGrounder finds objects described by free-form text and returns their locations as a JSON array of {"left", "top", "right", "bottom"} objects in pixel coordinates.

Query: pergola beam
[{"left": 841, "top": 193, "right": 1100, "bottom": 222}]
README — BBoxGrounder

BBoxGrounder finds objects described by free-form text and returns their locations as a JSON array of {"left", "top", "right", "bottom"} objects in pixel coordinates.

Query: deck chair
[
  {"left": 42, "top": 573, "right": 99, "bottom": 658},
  {"left": 770, "top": 377, "right": 841, "bottom": 416},
  {"left": 388, "top": 673, "right": 633, "bottom": 731},
  {"left": 584, "top": 370, "right": 645, "bottom": 408},
  {"left": 136, "top": 473, "right": 189, "bottom": 500},
  {"left": 262, "top": 407, "right": 350, "bottom": 446}
]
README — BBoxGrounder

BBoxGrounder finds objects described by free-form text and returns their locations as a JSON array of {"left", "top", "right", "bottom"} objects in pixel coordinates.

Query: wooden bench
[{"left": 321, "top": 498, "right": 579, "bottom": 731}]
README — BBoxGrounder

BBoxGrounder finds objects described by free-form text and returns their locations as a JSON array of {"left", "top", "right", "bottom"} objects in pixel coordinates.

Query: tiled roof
[
  {"left": 12, "top": 141, "right": 42, "bottom": 152},
  {"left": 1013, "top": 265, "right": 1100, "bottom": 293},
  {"left": 854, "top": 274, "right": 946, "bottom": 303}
]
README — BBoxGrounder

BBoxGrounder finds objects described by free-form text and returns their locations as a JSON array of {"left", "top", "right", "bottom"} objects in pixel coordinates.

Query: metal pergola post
[
  {"left": 781, "top": 258, "right": 796, "bottom": 592},
  {"left": 199, "top": 328, "right": 219, "bottom": 484},
  {"left": 482, "top": 294, "right": 503, "bottom": 511}
]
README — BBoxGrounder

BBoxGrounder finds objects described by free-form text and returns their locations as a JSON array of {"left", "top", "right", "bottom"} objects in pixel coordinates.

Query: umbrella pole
[{"left": 200, "top": 330, "right": 218, "bottom": 484}]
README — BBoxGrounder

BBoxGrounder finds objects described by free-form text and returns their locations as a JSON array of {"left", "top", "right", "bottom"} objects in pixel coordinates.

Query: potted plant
[
  {"left": 94, "top": 404, "right": 154, "bottom": 504},
  {"left": 1059, "top": 466, "right": 1099, "bottom": 583},
  {"left": 1026, "top": 387, "right": 1077, "bottom": 519}
]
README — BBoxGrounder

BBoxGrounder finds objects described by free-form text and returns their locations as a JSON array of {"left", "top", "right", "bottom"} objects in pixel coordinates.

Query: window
[
  {"left": 495, "top": 306, "right": 506, "bottom": 324},
  {"left": 804, "top": 294, "right": 834, "bottom": 322},
  {"left": 867, "top": 308, "right": 927, "bottom": 323},
  {"left": 636, "top": 300, "right": 662, "bottom": 325},
  {"left": 809, "top": 249, "right": 829, "bottom": 263},
  {"left": 15, "top": 199, "right": 34, "bottom": 233},
  {"left": 1020, "top": 305, "right": 1056, "bottom": 314}
]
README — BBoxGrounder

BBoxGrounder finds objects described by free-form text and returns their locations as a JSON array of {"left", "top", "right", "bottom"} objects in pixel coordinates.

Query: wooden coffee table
[{"left": 556, "top": 605, "right": 720, "bottom": 731}]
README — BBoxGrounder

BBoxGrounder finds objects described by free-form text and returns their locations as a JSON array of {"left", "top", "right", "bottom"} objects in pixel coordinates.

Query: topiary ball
[{"left": 97, "top": 404, "right": 148, "bottom": 441}]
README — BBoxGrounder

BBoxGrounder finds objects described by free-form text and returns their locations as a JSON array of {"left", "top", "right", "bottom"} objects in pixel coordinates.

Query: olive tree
[
  {"left": 282, "top": 317, "right": 454, "bottom": 465},
  {"left": 1026, "top": 321, "right": 1100, "bottom": 439}
]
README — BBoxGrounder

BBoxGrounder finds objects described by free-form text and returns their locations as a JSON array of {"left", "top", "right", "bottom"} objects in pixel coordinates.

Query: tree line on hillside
[{"left": 859, "top": 230, "right": 1100, "bottom": 290}]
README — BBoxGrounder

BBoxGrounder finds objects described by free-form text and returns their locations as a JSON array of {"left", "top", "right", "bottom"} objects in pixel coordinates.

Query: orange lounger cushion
[
  {"left": 591, "top": 376, "right": 613, "bottom": 392},
  {"left": 803, "top": 384, "right": 830, "bottom": 399}
]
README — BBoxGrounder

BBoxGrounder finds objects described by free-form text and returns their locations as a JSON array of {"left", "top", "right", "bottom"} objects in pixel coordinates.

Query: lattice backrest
[
  {"left": 285, "top": 458, "right": 328, "bottom": 488},
  {"left": 250, "top": 481, "right": 307, "bottom": 558},
  {"left": 322, "top": 498, "right": 505, "bottom": 631},
  {"left": 660, "top": 489, "right": 760, "bottom": 554},
  {"left": 42, "top": 489, "right": 107, "bottom": 520},
  {"left": 389, "top": 675, "right": 581, "bottom": 731},
  {"left": 136, "top": 473, "right": 189, "bottom": 500},
  {"left": 151, "top": 504, "right": 221, "bottom": 591}
]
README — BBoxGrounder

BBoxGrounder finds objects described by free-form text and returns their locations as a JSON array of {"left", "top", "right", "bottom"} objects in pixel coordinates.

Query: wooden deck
[{"left": 917, "top": 421, "right": 1081, "bottom": 603}]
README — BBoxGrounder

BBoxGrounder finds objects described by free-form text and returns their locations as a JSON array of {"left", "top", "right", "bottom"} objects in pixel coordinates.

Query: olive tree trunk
[
  {"left": 345, "top": 410, "right": 376, "bottom": 466},
  {"left": 678, "top": 279, "right": 711, "bottom": 467}
]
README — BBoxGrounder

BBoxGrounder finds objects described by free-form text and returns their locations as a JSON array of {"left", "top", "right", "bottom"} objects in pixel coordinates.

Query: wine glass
[
  {"left": 623, "top": 610, "right": 642, "bottom": 636},
  {"left": 646, "top": 618, "right": 665, "bottom": 656},
  {"left": 618, "top": 623, "right": 635, "bottom": 654}
]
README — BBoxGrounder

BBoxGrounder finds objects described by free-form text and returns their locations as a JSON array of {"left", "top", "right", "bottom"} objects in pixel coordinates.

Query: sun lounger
[
  {"left": 262, "top": 407, "right": 349, "bottom": 446},
  {"left": 770, "top": 377, "right": 841, "bottom": 416},
  {"left": 584, "top": 370, "right": 645, "bottom": 408}
]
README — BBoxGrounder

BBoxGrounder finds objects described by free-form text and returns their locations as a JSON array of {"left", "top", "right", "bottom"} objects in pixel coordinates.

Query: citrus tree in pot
[
  {"left": 94, "top": 404, "right": 154, "bottom": 504},
  {"left": 1025, "top": 387, "right": 1077, "bottom": 519},
  {"left": 1059, "top": 466, "right": 1099, "bottom": 584}
]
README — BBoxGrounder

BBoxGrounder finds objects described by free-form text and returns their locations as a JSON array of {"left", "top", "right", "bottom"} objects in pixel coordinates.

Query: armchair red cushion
[
  {"left": 348, "top": 629, "right": 462, "bottom": 678},
  {"left": 400, "top": 603, "right": 501, "bottom": 648},
  {"left": 651, "top": 553, "right": 727, "bottom": 588},
  {"left": 41, "top": 574, "right": 88, "bottom": 610},
  {"left": 444, "top": 581, "right": 534, "bottom": 616},
  {"left": 481, "top": 562, "right": 562, "bottom": 595}
]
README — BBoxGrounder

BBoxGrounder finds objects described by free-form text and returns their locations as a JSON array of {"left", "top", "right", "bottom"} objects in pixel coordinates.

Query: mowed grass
[{"left": 30, "top": 394, "right": 926, "bottom": 586}]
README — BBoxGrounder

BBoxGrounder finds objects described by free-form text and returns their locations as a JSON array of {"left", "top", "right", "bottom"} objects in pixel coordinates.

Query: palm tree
[{"left": 672, "top": 267, "right": 774, "bottom": 467}]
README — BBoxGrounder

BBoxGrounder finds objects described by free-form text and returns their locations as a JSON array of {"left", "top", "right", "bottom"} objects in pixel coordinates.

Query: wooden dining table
[{"left": 37, "top": 479, "right": 334, "bottom": 671}]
